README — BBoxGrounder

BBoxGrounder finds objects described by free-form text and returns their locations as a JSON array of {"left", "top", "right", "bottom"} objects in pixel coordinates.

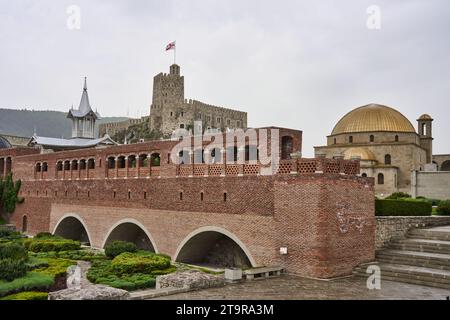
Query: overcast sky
[{"left": 1, "top": 0, "right": 449, "bottom": 156}]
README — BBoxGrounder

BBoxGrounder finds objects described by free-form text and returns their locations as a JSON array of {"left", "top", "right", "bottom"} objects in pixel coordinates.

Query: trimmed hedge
[
  {"left": 34, "top": 258, "right": 76, "bottom": 278},
  {"left": 86, "top": 258, "right": 175, "bottom": 291},
  {"left": 385, "top": 192, "right": 411, "bottom": 200},
  {"left": 0, "top": 291, "right": 48, "bottom": 300},
  {"left": 111, "top": 252, "right": 171, "bottom": 275},
  {"left": 375, "top": 199, "right": 432, "bottom": 216},
  {"left": 437, "top": 200, "right": 450, "bottom": 215},
  {"left": 104, "top": 241, "right": 137, "bottom": 258},
  {"left": 24, "top": 239, "right": 81, "bottom": 253},
  {"left": 0, "top": 272, "right": 53, "bottom": 297},
  {"left": 31, "top": 249, "right": 106, "bottom": 262}
]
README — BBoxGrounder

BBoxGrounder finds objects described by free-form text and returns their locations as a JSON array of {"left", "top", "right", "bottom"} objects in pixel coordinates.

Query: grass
[{"left": 0, "top": 272, "right": 54, "bottom": 297}]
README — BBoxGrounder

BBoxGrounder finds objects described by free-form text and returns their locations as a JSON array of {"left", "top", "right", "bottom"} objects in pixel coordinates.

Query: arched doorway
[
  {"left": 441, "top": 160, "right": 450, "bottom": 171},
  {"left": 174, "top": 227, "right": 254, "bottom": 268},
  {"left": 102, "top": 220, "right": 156, "bottom": 252},
  {"left": 53, "top": 215, "right": 91, "bottom": 245}
]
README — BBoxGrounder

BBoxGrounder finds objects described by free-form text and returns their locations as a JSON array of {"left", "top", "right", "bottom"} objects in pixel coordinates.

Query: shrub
[
  {"left": 437, "top": 200, "right": 450, "bottom": 215},
  {"left": 104, "top": 241, "right": 137, "bottom": 258},
  {"left": 0, "top": 291, "right": 48, "bottom": 300},
  {"left": 26, "top": 239, "right": 81, "bottom": 253},
  {"left": 0, "top": 242, "right": 28, "bottom": 260},
  {"left": 35, "top": 232, "right": 54, "bottom": 239},
  {"left": 385, "top": 192, "right": 411, "bottom": 200},
  {"left": 375, "top": 199, "right": 432, "bottom": 216},
  {"left": 25, "top": 256, "right": 49, "bottom": 270},
  {"left": 0, "top": 258, "right": 27, "bottom": 281},
  {"left": 86, "top": 260, "right": 157, "bottom": 291},
  {"left": 0, "top": 229, "right": 23, "bottom": 240},
  {"left": 34, "top": 258, "right": 76, "bottom": 278},
  {"left": 111, "top": 252, "right": 171, "bottom": 275},
  {"left": 0, "top": 272, "right": 53, "bottom": 297},
  {"left": 31, "top": 249, "right": 106, "bottom": 262}
]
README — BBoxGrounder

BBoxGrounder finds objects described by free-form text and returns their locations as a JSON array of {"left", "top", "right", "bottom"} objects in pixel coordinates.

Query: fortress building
[
  {"left": 99, "top": 64, "right": 248, "bottom": 138},
  {"left": 314, "top": 103, "right": 450, "bottom": 198}
]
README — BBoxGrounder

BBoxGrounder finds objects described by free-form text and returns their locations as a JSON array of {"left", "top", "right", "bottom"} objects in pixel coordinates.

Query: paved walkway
[{"left": 150, "top": 274, "right": 450, "bottom": 300}]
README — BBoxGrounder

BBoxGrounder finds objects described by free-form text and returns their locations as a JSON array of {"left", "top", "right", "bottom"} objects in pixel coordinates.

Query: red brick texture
[{"left": 10, "top": 173, "right": 374, "bottom": 279}]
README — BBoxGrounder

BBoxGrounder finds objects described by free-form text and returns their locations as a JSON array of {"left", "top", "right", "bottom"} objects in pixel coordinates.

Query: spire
[{"left": 78, "top": 77, "right": 92, "bottom": 114}]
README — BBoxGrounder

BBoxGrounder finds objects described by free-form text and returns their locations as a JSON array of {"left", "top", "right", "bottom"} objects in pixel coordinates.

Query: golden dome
[
  {"left": 331, "top": 104, "right": 416, "bottom": 135},
  {"left": 343, "top": 147, "right": 376, "bottom": 161}
]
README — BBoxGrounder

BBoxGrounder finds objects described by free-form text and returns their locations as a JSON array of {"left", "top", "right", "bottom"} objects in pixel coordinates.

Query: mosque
[{"left": 314, "top": 103, "right": 450, "bottom": 198}]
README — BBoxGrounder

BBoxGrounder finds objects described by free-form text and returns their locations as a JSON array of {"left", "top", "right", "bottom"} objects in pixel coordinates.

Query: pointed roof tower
[{"left": 67, "top": 77, "right": 101, "bottom": 119}]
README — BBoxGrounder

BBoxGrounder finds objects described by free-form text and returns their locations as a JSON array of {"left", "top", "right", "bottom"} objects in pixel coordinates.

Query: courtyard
[{"left": 151, "top": 274, "right": 450, "bottom": 300}]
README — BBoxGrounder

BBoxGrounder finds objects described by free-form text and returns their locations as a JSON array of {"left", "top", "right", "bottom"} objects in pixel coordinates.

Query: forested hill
[{"left": 0, "top": 108, "right": 128, "bottom": 138}]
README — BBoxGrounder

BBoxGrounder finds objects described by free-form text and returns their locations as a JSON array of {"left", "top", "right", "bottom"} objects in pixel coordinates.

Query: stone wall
[
  {"left": 411, "top": 170, "right": 450, "bottom": 200},
  {"left": 375, "top": 216, "right": 450, "bottom": 250}
]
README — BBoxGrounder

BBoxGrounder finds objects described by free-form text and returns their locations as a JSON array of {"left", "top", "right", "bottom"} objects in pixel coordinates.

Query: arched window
[
  {"left": 333, "top": 138, "right": 336, "bottom": 145},
  {"left": 384, "top": 154, "right": 391, "bottom": 165},
  {"left": 87, "top": 158, "right": 95, "bottom": 169},
  {"left": 370, "top": 135, "right": 374, "bottom": 142},
  {"left": 139, "top": 154, "right": 148, "bottom": 167},
  {"left": 71, "top": 160, "right": 78, "bottom": 170},
  {"left": 35, "top": 163, "right": 41, "bottom": 172},
  {"left": 128, "top": 155, "right": 137, "bottom": 168},
  {"left": 64, "top": 160, "right": 70, "bottom": 171},
  {"left": 22, "top": 215, "right": 28, "bottom": 233},
  {"left": 395, "top": 135, "right": 399, "bottom": 142},
  {"left": 79, "top": 159, "right": 86, "bottom": 170},
  {"left": 361, "top": 173, "right": 367, "bottom": 177},
  {"left": 151, "top": 153, "right": 161, "bottom": 166},
  {"left": 118, "top": 156, "right": 126, "bottom": 169},
  {"left": 56, "top": 161, "right": 63, "bottom": 171},
  {"left": 349, "top": 136, "right": 353, "bottom": 143},
  {"left": 377, "top": 173, "right": 384, "bottom": 185}
]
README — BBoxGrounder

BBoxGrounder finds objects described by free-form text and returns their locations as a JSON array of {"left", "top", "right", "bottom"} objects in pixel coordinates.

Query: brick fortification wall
[
  {"left": 10, "top": 173, "right": 375, "bottom": 279},
  {"left": 375, "top": 216, "right": 450, "bottom": 250}
]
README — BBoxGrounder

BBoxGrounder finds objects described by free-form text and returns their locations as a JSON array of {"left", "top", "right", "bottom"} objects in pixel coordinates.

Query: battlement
[{"left": 183, "top": 99, "right": 247, "bottom": 115}]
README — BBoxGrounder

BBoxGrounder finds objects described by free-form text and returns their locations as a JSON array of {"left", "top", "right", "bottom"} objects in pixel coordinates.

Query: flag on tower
[{"left": 166, "top": 41, "right": 176, "bottom": 51}]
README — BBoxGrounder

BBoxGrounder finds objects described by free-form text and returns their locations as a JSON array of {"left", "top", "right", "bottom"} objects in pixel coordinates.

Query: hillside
[{"left": 0, "top": 108, "right": 128, "bottom": 138}]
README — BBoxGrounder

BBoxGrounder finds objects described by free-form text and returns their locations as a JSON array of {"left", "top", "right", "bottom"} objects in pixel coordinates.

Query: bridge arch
[
  {"left": 52, "top": 213, "right": 92, "bottom": 245},
  {"left": 173, "top": 226, "right": 256, "bottom": 268},
  {"left": 101, "top": 218, "right": 158, "bottom": 252}
]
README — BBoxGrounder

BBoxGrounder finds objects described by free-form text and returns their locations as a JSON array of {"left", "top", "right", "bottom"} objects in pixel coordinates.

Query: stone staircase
[{"left": 353, "top": 226, "right": 450, "bottom": 290}]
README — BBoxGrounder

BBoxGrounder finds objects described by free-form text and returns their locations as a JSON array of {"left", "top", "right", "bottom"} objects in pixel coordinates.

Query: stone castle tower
[{"left": 149, "top": 64, "right": 247, "bottom": 135}]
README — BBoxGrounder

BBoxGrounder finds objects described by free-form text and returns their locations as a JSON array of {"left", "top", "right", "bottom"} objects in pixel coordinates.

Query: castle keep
[{"left": 99, "top": 64, "right": 248, "bottom": 138}]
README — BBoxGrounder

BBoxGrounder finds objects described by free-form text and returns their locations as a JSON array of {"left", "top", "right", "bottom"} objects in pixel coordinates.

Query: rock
[
  {"left": 156, "top": 270, "right": 224, "bottom": 290},
  {"left": 48, "top": 285, "right": 130, "bottom": 300}
]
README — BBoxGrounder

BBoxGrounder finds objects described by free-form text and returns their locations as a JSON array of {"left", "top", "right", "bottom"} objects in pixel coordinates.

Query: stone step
[
  {"left": 389, "top": 238, "right": 450, "bottom": 255},
  {"left": 353, "top": 263, "right": 450, "bottom": 290},
  {"left": 377, "top": 249, "right": 450, "bottom": 262},
  {"left": 353, "top": 269, "right": 450, "bottom": 290},
  {"left": 376, "top": 250, "right": 450, "bottom": 270},
  {"left": 408, "top": 228, "right": 450, "bottom": 242}
]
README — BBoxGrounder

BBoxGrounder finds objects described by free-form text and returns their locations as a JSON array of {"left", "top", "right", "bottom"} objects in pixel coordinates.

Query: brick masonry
[{"left": 2, "top": 130, "right": 376, "bottom": 279}]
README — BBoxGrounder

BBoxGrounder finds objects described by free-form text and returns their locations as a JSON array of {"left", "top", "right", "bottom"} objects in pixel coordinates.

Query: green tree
[{"left": 0, "top": 174, "right": 23, "bottom": 214}]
